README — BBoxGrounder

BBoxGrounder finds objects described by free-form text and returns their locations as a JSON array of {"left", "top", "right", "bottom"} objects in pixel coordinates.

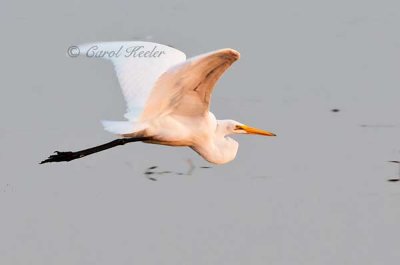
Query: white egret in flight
[{"left": 41, "top": 41, "right": 276, "bottom": 165}]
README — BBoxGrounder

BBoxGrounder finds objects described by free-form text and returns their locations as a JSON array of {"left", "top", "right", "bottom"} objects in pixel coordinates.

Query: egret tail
[{"left": 101, "top": 120, "right": 147, "bottom": 135}]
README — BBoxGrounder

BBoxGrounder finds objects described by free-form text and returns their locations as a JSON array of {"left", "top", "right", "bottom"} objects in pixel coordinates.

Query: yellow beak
[{"left": 237, "top": 124, "right": 276, "bottom": 136}]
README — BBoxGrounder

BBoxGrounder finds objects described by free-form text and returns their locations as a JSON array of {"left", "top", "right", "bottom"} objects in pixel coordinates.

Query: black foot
[{"left": 40, "top": 151, "right": 83, "bottom": 164}]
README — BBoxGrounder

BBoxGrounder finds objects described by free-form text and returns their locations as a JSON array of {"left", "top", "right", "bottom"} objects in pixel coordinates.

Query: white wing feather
[
  {"left": 74, "top": 43, "right": 238, "bottom": 136},
  {"left": 77, "top": 41, "right": 186, "bottom": 121}
]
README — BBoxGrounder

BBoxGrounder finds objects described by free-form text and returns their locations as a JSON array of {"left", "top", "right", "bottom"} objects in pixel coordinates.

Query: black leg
[{"left": 40, "top": 136, "right": 152, "bottom": 164}]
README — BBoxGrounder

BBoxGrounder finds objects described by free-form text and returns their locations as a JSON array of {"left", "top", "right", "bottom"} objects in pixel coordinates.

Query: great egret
[{"left": 41, "top": 41, "right": 276, "bottom": 165}]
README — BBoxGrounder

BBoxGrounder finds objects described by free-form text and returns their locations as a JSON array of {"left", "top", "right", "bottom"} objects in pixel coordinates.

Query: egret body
[{"left": 41, "top": 42, "right": 275, "bottom": 165}]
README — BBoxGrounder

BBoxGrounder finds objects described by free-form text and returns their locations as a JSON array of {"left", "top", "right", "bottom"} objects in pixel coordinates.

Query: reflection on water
[
  {"left": 387, "top": 161, "right": 400, "bottom": 182},
  {"left": 143, "top": 160, "right": 213, "bottom": 181}
]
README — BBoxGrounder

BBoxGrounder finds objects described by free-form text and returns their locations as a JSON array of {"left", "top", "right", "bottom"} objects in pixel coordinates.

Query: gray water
[{"left": 1, "top": 0, "right": 400, "bottom": 264}]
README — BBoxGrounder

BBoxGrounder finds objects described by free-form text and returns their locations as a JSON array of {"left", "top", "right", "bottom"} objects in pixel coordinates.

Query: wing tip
[{"left": 220, "top": 48, "right": 240, "bottom": 61}]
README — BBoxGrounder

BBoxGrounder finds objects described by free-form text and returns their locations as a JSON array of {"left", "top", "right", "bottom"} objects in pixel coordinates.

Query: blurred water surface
[{"left": 1, "top": 1, "right": 400, "bottom": 264}]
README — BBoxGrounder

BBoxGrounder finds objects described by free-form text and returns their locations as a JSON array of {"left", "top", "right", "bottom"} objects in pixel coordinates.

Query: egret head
[{"left": 219, "top": 120, "right": 276, "bottom": 137}]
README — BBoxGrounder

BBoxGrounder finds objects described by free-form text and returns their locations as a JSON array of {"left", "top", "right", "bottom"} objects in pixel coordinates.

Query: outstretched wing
[
  {"left": 140, "top": 49, "right": 240, "bottom": 121},
  {"left": 77, "top": 41, "right": 186, "bottom": 121}
]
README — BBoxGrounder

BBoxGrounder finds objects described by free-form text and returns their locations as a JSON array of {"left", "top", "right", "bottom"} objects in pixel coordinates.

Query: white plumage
[
  {"left": 78, "top": 42, "right": 186, "bottom": 125},
  {"left": 71, "top": 41, "right": 276, "bottom": 164}
]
